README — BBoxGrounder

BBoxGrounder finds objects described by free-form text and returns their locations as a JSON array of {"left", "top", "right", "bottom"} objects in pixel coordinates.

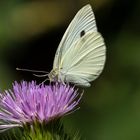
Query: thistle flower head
[{"left": 0, "top": 81, "right": 82, "bottom": 131}]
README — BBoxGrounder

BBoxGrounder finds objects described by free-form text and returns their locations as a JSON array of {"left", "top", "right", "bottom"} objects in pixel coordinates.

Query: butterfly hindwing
[{"left": 61, "top": 32, "right": 106, "bottom": 86}]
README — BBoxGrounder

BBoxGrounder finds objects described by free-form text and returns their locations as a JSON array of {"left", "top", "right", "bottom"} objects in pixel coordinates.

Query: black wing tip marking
[{"left": 82, "top": 4, "right": 92, "bottom": 9}]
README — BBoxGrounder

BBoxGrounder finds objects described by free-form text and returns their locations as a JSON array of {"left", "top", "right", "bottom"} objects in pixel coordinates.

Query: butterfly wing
[
  {"left": 61, "top": 32, "right": 106, "bottom": 86},
  {"left": 53, "top": 4, "right": 97, "bottom": 69}
]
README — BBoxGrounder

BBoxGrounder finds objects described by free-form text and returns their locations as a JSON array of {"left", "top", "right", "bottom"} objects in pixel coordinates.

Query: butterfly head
[{"left": 48, "top": 69, "right": 59, "bottom": 82}]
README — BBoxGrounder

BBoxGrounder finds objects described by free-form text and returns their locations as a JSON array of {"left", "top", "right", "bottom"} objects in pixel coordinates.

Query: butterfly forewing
[{"left": 53, "top": 4, "right": 97, "bottom": 69}]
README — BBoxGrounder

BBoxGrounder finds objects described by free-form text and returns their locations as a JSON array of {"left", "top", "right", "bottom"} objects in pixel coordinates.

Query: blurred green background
[{"left": 0, "top": 0, "right": 140, "bottom": 140}]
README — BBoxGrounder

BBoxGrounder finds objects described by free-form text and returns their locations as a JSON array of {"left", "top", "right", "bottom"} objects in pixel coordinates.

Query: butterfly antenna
[
  {"left": 16, "top": 68, "right": 49, "bottom": 74},
  {"left": 33, "top": 73, "right": 48, "bottom": 77}
]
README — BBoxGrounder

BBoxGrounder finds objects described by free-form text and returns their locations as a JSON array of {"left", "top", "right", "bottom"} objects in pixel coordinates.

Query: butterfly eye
[{"left": 80, "top": 30, "right": 85, "bottom": 37}]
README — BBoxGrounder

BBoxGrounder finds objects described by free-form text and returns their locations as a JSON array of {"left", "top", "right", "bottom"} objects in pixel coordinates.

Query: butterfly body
[
  {"left": 49, "top": 4, "right": 106, "bottom": 87},
  {"left": 48, "top": 68, "right": 65, "bottom": 83}
]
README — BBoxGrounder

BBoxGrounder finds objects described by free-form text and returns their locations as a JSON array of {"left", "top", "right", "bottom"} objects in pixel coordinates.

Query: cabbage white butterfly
[
  {"left": 48, "top": 4, "right": 106, "bottom": 87},
  {"left": 17, "top": 4, "right": 106, "bottom": 87}
]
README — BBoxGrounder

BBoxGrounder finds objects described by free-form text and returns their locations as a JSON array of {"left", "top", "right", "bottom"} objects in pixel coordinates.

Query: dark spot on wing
[{"left": 80, "top": 30, "right": 85, "bottom": 37}]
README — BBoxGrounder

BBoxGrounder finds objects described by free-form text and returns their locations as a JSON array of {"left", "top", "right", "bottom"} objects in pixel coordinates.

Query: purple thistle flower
[{"left": 0, "top": 81, "right": 82, "bottom": 131}]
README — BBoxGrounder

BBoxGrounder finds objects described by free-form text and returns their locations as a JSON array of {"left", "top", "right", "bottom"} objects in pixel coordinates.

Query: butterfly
[
  {"left": 48, "top": 4, "right": 106, "bottom": 87},
  {"left": 17, "top": 4, "right": 106, "bottom": 87}
]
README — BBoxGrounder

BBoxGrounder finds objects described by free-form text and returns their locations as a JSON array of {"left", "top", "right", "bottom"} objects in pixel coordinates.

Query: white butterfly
[{"left": 48, "top": 4, "right": 106, "bottom": 87}]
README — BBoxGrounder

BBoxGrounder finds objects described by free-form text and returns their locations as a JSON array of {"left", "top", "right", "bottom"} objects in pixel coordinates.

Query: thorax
[
  {"left": 48, "top": 69, "right": 59, "bottom": 81},
  {"left": 48, "top": 68, "right": 65, "bottom": 82}
]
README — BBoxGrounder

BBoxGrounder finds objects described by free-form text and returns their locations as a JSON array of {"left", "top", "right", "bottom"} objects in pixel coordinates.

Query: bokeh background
[{"left": 0, "top": 0, "right": 140, "bottom": 139}]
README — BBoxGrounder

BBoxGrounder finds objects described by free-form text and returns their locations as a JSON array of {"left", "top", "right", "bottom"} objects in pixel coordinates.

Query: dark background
[{"left": 0, "top": 0, "right": 140, "bottom": 139}]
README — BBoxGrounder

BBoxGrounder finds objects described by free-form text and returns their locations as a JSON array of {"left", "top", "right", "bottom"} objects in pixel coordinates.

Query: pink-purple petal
[{"left": 0, "top": 81, "right": 82, "bottom": 131}]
